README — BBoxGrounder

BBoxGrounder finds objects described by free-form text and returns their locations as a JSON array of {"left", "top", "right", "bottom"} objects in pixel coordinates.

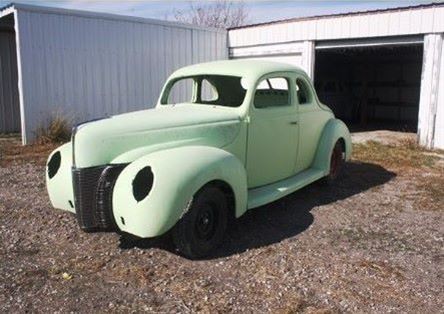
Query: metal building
[
  {"left": 2, "top": 2, "right": 444, "bottom": 150},
  {"left": 0, "top": 3, "right": 227, "bottom": 144},
  {"left": 229, "top": 3, "right": 444, "bottom": 149}
]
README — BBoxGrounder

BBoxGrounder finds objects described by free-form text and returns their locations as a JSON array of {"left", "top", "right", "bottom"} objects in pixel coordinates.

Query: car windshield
[{"left": 161, "top": 75, "right": 246, "bottom": 107}]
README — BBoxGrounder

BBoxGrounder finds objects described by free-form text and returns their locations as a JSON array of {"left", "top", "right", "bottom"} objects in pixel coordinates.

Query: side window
[
  {"left": 167, "top": 78, "right": 194, "bottom": 104},
  {"left": 295, "top": 78, "right": 312, "bottom": 105},
  {"left": 201, "top": 79, "right": 218, "bottom": 102},
  {"left": 254, "top": 77, "right": 290, "bottom": 108}
]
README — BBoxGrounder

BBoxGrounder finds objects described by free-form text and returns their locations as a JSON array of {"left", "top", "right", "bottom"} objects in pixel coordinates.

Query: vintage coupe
[{"left": 46, "top": 60, "right": 351, "bottom": 258}]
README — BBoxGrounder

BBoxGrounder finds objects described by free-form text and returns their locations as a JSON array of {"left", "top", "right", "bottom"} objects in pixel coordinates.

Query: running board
[{"left": 247, "top": 168, "right": 325, "bottom": 209}]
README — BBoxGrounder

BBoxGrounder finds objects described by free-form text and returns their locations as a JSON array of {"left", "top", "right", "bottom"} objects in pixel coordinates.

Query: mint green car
[{"left": 46, "top": 60, "right": 351, "bottom": 258}]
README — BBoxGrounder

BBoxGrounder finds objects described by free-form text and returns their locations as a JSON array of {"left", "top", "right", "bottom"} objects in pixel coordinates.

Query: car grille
[{"left": 72, "top": 164, "right": 127, "bottom": 231}]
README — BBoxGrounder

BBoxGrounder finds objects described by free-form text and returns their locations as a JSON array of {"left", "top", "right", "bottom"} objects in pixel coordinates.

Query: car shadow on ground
[{"left": 119, "top": 161, "right": 396, "bottom": 259}]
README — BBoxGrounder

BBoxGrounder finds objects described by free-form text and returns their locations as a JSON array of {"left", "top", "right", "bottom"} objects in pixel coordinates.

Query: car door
[
  {"left": 246, "top": 74, "right": 299, "bottom": 188},
  {"left": 294, "top": 75, "right": 330, "bottom": 173}
]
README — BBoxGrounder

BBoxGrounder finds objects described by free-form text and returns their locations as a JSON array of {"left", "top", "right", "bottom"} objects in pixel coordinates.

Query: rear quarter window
[
  {"left": 254, "top": 77, "right": 290, "bottom": 108},
  {"left": 296, "top": 78, "right": 313, "bottom": 105}
]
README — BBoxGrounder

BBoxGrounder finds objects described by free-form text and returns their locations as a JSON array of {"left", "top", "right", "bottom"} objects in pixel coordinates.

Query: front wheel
[
  {"left": 321, "top": 141, "right": 345, "bottom": 185},
  {"left": 172, "top": 185, "right": 228, "bottom": 259}
]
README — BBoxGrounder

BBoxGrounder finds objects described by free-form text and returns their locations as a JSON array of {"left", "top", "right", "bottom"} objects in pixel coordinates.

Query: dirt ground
[{"left": 0, "top": 132, "right": 443, "bottom": 313}]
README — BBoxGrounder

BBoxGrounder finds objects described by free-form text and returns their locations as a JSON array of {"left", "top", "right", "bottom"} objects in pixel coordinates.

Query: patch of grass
[
  {"left": 414, "top": 172, "right": 444, "bottom": 211},
  {"left": 0, "top": 136, "right": 58, "bottom": 167},
  {"left": 0, "top": 115, "right": 71, "bottom": 166},
  {"left": 353, "top": 139, "right": 443, "bottom": 212},
  {"left": 352, "top": 140, "right": 440, "bottom": 170}
]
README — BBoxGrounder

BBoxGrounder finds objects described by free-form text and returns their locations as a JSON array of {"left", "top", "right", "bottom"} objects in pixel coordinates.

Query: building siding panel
[
  {"left": 12, "top": 8, "right": 226, "bottom": 142},
  {"left": 228, "top": 6, "right": 444, "bottom": 47}
]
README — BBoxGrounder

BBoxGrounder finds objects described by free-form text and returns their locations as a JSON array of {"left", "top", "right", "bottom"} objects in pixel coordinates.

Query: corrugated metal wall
[
  {"left": 230, "top": 41, "right": 315, "bottom": 79},
  {"left": 13, "top": 7, "right": 227, "bottom": 143},
  {"left": 228, "top": 3, "right": 444, "bottom": 149},
  {"left": 229, "top": 6, "right": 444, "bottom": 47},
  {"left": 0, "top": 16, "right": 20, "bottom": 133}
]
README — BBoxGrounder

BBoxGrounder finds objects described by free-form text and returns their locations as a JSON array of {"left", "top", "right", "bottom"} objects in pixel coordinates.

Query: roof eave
[{"left": 0, "top": 3, "right": 16, "bottom": 19}]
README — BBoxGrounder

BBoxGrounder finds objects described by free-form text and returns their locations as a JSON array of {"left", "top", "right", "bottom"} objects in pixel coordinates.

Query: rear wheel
[
  {"left": 172, "top": 186, "right": 228, "bottom": 259},
  {"left": 322, "top": 141, "right": 345, "bottom": 185}
]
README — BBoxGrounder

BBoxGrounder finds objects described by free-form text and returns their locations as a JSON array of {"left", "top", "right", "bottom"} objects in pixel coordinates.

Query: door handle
[{"left": 289, "top": 121, "right": 298, "bottom": 125}]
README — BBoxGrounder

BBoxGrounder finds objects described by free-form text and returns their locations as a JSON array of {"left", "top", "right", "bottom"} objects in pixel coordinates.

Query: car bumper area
[
  {"left": 71, "top": 164, "right": 128, "bottom": 231},
  {"left": 46, "top": 143, "right": 129, "bottom": 232}
]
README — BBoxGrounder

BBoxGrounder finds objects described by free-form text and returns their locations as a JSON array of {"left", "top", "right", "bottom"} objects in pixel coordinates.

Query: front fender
[
  {"left": 112, "top": 146, "right": 247, "bottom": 238},
  {"left": 46, "top": 143, "right": 75, "bottom": 213},
  {"left": 312, "top": 118, "right": 352, "bottom": 174}
]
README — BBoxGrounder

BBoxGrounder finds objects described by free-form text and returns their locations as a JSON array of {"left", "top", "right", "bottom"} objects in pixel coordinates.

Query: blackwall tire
[
  {"left": 172, "top": 186, "right": 228, "bottom": 259},
  {"left": 321, "top": 141, "right": 345, "bottom": 185}
]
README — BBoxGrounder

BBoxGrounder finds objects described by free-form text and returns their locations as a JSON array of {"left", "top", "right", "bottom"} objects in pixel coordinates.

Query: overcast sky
[{"left": 2, "top": 0, "right": 442, "bottom": 25}]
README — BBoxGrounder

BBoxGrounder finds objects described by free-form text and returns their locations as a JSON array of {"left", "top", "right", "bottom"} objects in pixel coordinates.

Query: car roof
[{"left": 169, "top": 59, "right": 306, "bottom": 81}]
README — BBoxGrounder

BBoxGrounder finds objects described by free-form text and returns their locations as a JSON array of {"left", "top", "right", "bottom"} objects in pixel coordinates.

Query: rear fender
[
  {"left": 112, "top": 146, "right": 247, "bottom": 238},
  {"left": 312, "top": 118, "right": 352, "bottom": 174}
]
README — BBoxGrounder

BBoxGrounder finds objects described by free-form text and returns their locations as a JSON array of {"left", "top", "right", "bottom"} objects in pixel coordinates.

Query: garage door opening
[
  {"left": 0, "top": 13, "right": 20, "bottom": 134},
  {"left": 314, "top": 44, "right": 423, "bottom": 132}
]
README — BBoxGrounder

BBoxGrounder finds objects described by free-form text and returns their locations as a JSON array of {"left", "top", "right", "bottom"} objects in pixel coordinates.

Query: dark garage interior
[
  {"left": 314, "top": 44, "right": 423, "bottom": 132},
  {"left": 0, "top": 13, "right": 20, "bottom": 134}
]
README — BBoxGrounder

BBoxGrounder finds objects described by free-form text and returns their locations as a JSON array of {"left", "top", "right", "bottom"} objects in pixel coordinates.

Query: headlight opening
[
  {"left": 47, "top": 151, "right": 61, "bottom": 179},
  {"left": 132, "top": 166, "right": 154, "bottom": 202}
]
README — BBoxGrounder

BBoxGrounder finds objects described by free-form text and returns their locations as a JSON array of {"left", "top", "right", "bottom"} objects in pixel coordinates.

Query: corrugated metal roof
[
  {"left": 0, "top": 2, "right": 13, "bottom": 11},
  {"left": 229, "top": 1, "right": 444, "bottom": 30},
  {"left": 0, "top": 2, "right": 15, "bottom": 18}
]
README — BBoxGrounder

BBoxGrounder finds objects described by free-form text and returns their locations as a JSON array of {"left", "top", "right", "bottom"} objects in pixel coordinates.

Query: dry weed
[{"left": 35, "top": 114, "right": 71, "bottom": 145}]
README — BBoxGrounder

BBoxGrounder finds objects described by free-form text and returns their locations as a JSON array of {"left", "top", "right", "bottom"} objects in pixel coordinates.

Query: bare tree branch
[{"left": 172, "top": 1, "right": 249, "bottom": 28}]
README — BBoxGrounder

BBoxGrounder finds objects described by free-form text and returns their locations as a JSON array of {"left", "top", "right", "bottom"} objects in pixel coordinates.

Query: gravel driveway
[{"left": 0, "top": 135, "right": 443, "bottom": 313}]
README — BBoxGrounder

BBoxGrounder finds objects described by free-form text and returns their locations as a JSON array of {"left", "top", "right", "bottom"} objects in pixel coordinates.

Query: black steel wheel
[{"left": 172, "top": 185, "right": 228, "bottom": 259}]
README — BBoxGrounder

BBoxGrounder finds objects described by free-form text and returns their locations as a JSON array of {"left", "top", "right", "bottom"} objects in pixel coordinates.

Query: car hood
[{"left": 73, "top": 104, "right": 242, "bottom": 167}]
